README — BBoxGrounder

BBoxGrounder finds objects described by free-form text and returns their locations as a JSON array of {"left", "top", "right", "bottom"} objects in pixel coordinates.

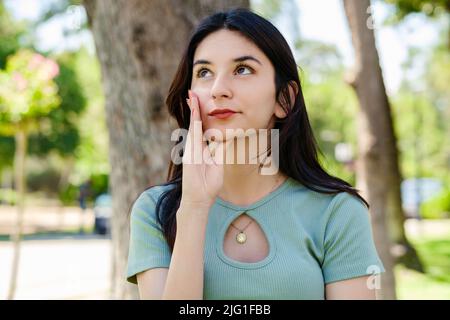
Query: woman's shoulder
[
  {"left": 141, "top": 182, "right": 176, "bottom": 202},
  {"left": 288, "top": 178, "right": 367, "bottom": 213},
  {"left": 131, "top": 182, "right": 177, "bottom": 216},
  {"left": 327, "top": 191, "right": 367, "bottom": 211},
  {"left": 319, "top": 191, "right": 371, "bottom": 233}
]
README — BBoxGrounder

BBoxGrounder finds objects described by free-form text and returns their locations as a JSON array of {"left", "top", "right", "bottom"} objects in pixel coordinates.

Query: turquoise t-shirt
[{"left": 126, "top": 176, "right": 385, "bottom": 299}]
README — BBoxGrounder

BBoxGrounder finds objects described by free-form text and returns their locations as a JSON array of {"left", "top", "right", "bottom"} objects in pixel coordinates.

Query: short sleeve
[
  {"left": 322, "top": 192, "right": 385, "bottom": 284},
  {"left": 126, "top": 188, "right": 172, "bottom": 284}
]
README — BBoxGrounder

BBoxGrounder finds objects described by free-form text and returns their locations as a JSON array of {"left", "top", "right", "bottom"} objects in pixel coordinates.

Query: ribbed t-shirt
[{"left": 126, "top": 176, "right": 385, "bottom": 299}]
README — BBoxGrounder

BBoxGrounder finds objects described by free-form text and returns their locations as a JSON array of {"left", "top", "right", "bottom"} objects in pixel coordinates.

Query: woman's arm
[
  {"left": 325, "top": 275, "right": 377, "bottom": 300},
  {"left": 137, "top": 203, "right": 210, "bottom": 300},
  {"left": 137, "top": 268, "right": 168, "bottom": 299}
]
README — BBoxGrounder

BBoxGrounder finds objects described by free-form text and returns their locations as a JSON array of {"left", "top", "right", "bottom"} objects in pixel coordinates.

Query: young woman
[{"left": 126, "top": 8, "right": 385, "bottom": 300}]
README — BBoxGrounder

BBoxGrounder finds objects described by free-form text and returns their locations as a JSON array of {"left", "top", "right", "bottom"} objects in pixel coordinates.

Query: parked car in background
[{"left": 94, "top": 193, "right": 112, "bottom": 235}]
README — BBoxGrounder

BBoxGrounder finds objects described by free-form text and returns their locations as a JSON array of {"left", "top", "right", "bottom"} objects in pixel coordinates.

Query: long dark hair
[{"left": 146, "top": 7, "right": 368, "bottom": 252}]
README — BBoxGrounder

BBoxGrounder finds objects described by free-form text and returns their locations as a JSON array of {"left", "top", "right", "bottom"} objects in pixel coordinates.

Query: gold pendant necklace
[
  {"left": 227, "top": 175, "right": 286, "bottom": 244},
  {"left": 230, "top": 216, "right": 253, "bottom": 244}
]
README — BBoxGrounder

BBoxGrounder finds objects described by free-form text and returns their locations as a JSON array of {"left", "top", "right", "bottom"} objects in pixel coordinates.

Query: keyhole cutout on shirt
[{"left": 223, "top": 213, "right": 270, "bottom": 263}]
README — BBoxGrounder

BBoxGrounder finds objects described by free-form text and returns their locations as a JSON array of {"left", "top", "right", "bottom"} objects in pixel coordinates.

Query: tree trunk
[
  {"left": 342, "top": 0, "right": 423, "bottom": 299},
  {"left": 83, "top": 0, "right": 249, "bottom": 299},
  {"left": 8, "top": 129, "right": 27, "bottom": 300}
]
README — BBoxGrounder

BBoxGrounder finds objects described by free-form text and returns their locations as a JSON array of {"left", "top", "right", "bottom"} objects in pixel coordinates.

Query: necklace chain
[
  {"left": 229, "top": 218, "right": 253, "bottom": 232},
  {"left": 229, "top": 176, "right": 285, "bottom": 244}
]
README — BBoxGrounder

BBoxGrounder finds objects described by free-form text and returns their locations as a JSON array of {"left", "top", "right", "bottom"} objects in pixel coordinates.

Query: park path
[{"left": 0, "top": 236, "right": 112, "bottom": 299}]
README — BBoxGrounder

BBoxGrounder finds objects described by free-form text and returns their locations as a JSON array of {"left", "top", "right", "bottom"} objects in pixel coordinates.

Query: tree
[
  {"left": 0, "top": 1, "right": 25, "bottom": 174},
  {"left": 393, "top": 43, "right": 449, "bottom": 186},
  {"left": 0, "top": 3, "right": 88, "bottom": 193},
  {"left": 0, "top": 1, "right": 26, "bottom": 69},
  {"left": 83, "top": 0, "right": 250, "bottom": 299},
  {"left": 28, "top": 52, "right": 86, "bottom": 157},
  {"left": 385, "top": 0, "right": 449, "bottom": 17},
  {"left": 384, "top": 0, "right": 450, "bottom": 49},
  {"left": 0, "top": 49, "right": 60, "bottom": 299},
  {"left": 251, "top": 0, "right": 283, "bottom": 20},
  {"left": 0, "top": 52, "right": 88, "bottom": 198},
  {"left": 27, "top": 51, "right": 88, "bottom": 195},
  {"left": 385, "top": 2, "right": 449, "bottom": 186},
  {"left": 342, "top": 0, "right": 411, "bottom": 299}
]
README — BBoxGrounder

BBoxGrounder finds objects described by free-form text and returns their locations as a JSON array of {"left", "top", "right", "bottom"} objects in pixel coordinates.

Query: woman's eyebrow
[{"left": 193, "top": 55, "right": 262, "bottom": 67}]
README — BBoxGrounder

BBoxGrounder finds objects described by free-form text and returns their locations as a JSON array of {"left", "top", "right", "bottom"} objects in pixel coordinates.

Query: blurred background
[{"left": 0, "top": 0, "right": 448, "bottom": 300}]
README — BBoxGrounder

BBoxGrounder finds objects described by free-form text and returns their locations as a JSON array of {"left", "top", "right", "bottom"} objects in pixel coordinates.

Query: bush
[
  {"left": 58, "top": 183, "right": 79, "bottom": 206},
  {"left": 27, "top": 168, "right": 61, "bottom": 194},
  {"left": 57, "top": 173, "right": 109, "bottom": 206},
  {"left": 89, "top": 173, "right": 109, "bottom": 198},
  {"left": 0, "top": 188, "right": 16, "bottom": 205},
  {"left": 421, "top": 189, "right": 450, "bottom": 219}
]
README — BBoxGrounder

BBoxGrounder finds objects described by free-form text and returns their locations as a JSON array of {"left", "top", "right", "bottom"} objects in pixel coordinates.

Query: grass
[{"left": 396, "top": 236, "right": 450, "bottom": 299}]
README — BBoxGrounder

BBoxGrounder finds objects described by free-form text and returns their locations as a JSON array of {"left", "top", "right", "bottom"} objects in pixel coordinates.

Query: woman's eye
[
  {"left": 196, "top": 65, "right": 253, "bottom": 78},
  {"left": 197, "top": 68, "right": 211, "bottom": 78},
  {"left": 235, "top": 65, "right": 252, "bottom": 75}
]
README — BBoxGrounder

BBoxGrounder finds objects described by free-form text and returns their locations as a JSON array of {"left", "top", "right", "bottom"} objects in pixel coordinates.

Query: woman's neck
[
  {"left": 213, "top": 130, "right": 286, "bottom": 206},
  {"left": 218, "top": 163, "right": 287, "bottom": 207}
]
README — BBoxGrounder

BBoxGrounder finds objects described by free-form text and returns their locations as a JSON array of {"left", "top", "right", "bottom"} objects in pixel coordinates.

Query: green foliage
[
  {"left": 385, "top": 0, "right": 449, "bottom": 20},
  {"left": 28, "top": 51, "right": 87, "bottom": 157},
  {"left": 251, "top": 0, "right": 283, "bottom": 20},
  {"left": 302, "top": 69, "right": 359, "bottom": 185},
  {"left": 0, "top": 49, "right": 61, "bottom": 134},
  {"left": 27, "top": 167, "right": 61, "bottom": 193},
  {"left": 413, "top": 237, "right": 450, "bottom": 284},
  {"left": 396, "top": 235, "right": 450, "bottom": 299},
  {"left": 392, "top": 39, "right": 450, "bottom": 188},
  {"left": 57, "top": 173, "right": 109, "bottom": 205},
  {"left": 0, "top": 135, "right": 14, "bottom": 169},
  {"left": 70, "top": 48, "right": 109, "bottom": 183},
  {"left": 291, "top": 37, "right": 360, "bottom": 185},
  {"left": 0, "top": 187, "right": 16, "bottom": 205},
  {"left": 295, "top": 40, "right": 344, "bottom": 81},
  {"left": 58, "top": 183, "right": 78, "bottom": 205},
  {"left": 392, "top": 92, "right": 447, "bottom": 179},
  {"left": 421, "top": 189, "right": 450, "bottom": 219},
  {"left": 89, "top": 173, "right": 109, "bottom": 198},
  {"left": 0, "top": 2, "right": 24, "bottom": 168},
  {"left": 426, "top": 39, "right": 450, "bottom": 99},
  {"left": 0, "top": 49, "right": 88, "bottom": 190},
  {"left": 0, "top": 1, "right": 26, "bottom": 69}
]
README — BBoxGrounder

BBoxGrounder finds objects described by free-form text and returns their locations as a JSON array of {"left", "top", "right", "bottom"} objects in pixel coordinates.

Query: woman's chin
[
  {"left": 203, "top": 126, "right": 233, "bottom": 141},
  {"left": 204, "top": 126, "right": 263, "bottom": 143}
]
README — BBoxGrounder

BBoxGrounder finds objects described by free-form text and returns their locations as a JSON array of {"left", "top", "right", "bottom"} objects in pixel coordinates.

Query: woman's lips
[{"left": 210, "top": 111, "right": 238, "bottom": 119}]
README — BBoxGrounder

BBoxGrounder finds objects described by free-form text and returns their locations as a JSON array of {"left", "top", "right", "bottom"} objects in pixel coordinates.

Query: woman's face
[{"left": 190, "top": 29, "right": 286, "bottom": 142}]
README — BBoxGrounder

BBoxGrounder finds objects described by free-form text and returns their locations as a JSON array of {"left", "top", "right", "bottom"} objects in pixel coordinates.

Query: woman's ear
[{"left": 275, "top": 81, "right": 299, "bottom": 119}]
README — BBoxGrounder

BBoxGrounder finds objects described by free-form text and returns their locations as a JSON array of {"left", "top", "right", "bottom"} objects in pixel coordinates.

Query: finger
[
  {"left": 189, "top": 90, "right": 201, "bottom": 122},
  {"left": 183, "top": 97, "right": 195, "bottom": 165},
  {"left": 188, "top": 90, "right": 207, "bottom": 151},
  {"left": 186, "top": 97, "right": 191, "bottom": 110}
]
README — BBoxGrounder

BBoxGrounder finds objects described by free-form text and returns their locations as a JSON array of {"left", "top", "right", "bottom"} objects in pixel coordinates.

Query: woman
[{"left": 126, "top": 7, "right": 385, "bottom": 300}]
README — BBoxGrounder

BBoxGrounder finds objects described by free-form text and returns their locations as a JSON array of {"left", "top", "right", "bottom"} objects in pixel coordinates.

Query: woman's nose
[{"left": 211, "top": 75, "right": 233, "bottom": 100}]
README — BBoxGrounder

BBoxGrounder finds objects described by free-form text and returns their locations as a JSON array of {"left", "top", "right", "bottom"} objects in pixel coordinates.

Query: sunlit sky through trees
[{"left": 5, "top": 0, "right": 444, "bottom": 95}]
